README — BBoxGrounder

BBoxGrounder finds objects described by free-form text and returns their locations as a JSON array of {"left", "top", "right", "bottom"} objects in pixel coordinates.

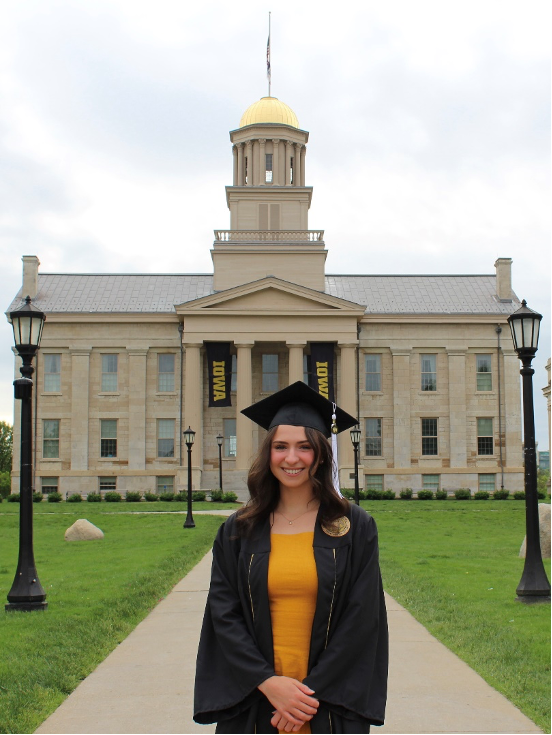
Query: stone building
[{"left": 7, "top": 96, "right": 524, "bottom": 499}]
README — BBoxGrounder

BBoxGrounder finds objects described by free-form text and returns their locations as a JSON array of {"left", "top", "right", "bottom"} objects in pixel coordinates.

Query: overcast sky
[{"left": 0, "top": 0, "right": 550, "bottom": 448}]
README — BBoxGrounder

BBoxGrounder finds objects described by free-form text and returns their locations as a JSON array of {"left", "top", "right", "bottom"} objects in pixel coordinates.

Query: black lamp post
[
  {"left": 216, "top": 433, "right": 224, "bottom": 491},
  {"left": 6, "top": 296, "right": 47, "bottom": 612},
  {"left": 350, "top": 426, "right": 361, "bottom": 506},
  {"left": 183, "top": 426, "right": 196, "bottom": 529},
  {"left": 507, "top": 300, "right": 550, "bottom": 603}
]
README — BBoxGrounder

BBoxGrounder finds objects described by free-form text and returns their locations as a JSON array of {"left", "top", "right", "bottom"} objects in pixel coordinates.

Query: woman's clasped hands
[{"left": 258, "top": 675, "right": 319, "bottom": 732}]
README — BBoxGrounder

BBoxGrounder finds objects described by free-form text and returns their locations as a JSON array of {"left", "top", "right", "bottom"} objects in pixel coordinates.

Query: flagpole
[{"left": 267, "top": 11, "right": 271, "bottom": 97}]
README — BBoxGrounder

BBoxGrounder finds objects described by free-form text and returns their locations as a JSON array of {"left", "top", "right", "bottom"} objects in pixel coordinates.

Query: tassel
[{"left": 331, "top": 403, "right": 342, "bottom": 497}]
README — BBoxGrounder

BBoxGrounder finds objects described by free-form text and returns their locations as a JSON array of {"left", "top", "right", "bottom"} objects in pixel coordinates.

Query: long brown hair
[{"left": 235, "top": 426, "right": 349, "bottom": 536}]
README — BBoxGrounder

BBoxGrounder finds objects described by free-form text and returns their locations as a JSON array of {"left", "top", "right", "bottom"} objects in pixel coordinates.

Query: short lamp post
[
  {"left": 507, "top": 300, "right": 550, "bottom": 603},
  {"left": 6, "top": 296, "right": 48, "bottom": 612},
  {"left": 216, "top": 434, "right": 224, "bottom": 491},
  {"left": 183, "top": 427, "right": 196, "bottom": 529},
  {"left": 350, "top": 426, "right": 361, "bottom": 506}
]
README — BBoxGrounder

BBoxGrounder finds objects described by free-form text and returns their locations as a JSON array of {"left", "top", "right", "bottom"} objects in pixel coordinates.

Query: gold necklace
[{"left": 276, "top": 506, "right": 316, "bottom": 525}]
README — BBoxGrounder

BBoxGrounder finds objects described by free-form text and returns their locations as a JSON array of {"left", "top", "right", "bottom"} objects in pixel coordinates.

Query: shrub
[
  {"left": 158, "top": 492, "right": 176, "bottom": 502},
  {"left": 474, "top": 491, "right": 490, "bottom": 500},
  {"left": 193, "top": 491, "right": 207, "bottom": 502},
  {"left": 87, "top": 493, "right": 102, "bottom": 502},
  {"left": 454, "top": 488, "right": 471, "bottom": 500},
  {"left": 47, "top": 491, "right": 62, "bottom": 503},
  {"left": 513, "top": 491, "right": 525, "bottom": 500},
  {"left": 365, "top": 489, "right": 383, "bottom": 500},
  {"left": 7, "top": 493, "right": 20, "bottom": 502},
  {"left": 67, "top": 493, "right": 82, "bottom": 503},
  {"left": 341, "top": 488, "right": 355, "bottom": 500},
  {"left": 210, "top": 490, "right": 224, "bottom": 502},
  {"left": 417, "top": 490, "right": 434, "bottom": 500},
  {"left": 382, "top": 490, "right": 396, "bottom": 500},
  {"left": 492, "top": 489, "right": 510, "bottom": 500},
  {"left": 222, "top": 491, "right": 238, "bottom": 503},
  {"left": 33, "top": 491, "right": 43, "bottom": 503},
  {"left": 144, "top": 492, "right": 158, "bottom": 502},
  {"left": 104, "top": 491, "right": 122, "bottom": 503},
  {"left": 435, "top": 490, "right": 448, "bottom": 500},
  {"left": 399, "top": 488, "right": 412, "bottom": 500},
  {"left": 125, "top": 492, "right": 142, "bottom": 503},
  {"left": 0, "top": 470, "right": 11, "bottom": 498},
  {"left": 537, "top": 489, "right": 547, "bottom": 500}
]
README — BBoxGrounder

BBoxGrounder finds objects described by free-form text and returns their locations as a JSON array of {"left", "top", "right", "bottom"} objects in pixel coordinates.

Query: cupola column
[
  {"left": 259, "top": 139, "right": 266, "bottom": 185},
  {"left": 300, "top": 145, "right": 306, "bottom": 186},
  {"left": 285, "top": 141, "right": 293, "bottom": 186},
  {"left": 272, "top": 139, "right": 280, "bottom": 185},
  {"left": 237, "top": 143, "right": 244, "bottom": 186},
  {"left": 246, "top": 140, "right": 253, "bottom": 186},
  {"left": 232, "top": 145, "right": 238, "bottom": 186},
  {"left": 294, "top": 143, "right": 302, "bottom": 187}
]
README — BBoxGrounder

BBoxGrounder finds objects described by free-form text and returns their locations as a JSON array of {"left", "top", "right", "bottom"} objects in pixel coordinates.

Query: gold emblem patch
[{"left": 321, "top": 516, "right": 351, "bottom": 537}]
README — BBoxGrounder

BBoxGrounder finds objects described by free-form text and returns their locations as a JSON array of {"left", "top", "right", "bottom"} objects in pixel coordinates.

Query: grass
[
  {"left": 0, "top": 508, "right": 226, "bottom": 734},
  {"left": 365, "top": 500, "right": 551, "bottom": 733},
  {"left": 0, "top": 499, "right": 241, "bottom": 514}
]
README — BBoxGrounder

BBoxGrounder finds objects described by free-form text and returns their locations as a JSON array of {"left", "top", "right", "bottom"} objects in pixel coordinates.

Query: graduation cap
[{"left": 240, "top": 381, "right": 357, "bottom": 438}]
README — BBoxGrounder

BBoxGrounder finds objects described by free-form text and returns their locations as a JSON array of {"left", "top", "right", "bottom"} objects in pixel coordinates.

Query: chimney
[
  {"left": 22, "top": 255, "right": 40, "bottom": 300},
  {"left": 494, "top": 258, "right": 513, "bottom": 301}
]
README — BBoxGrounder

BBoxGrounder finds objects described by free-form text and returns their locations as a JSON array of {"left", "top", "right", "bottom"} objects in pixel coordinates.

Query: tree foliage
[{"left": 0, "top": 421, "right": 13, "bottom": 473}]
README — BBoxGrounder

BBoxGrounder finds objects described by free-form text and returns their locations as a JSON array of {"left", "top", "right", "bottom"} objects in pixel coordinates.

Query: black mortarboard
[{"left": 240, "top": 381, "right": 357, "bottom": 438}]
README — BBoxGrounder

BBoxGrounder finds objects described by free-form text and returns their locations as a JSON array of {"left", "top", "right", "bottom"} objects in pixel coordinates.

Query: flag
[{"left": 267, "top": 34, "right": 271, "bottom": 84}]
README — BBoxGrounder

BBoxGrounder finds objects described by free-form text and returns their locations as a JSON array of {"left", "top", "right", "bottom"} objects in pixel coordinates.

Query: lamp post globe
[
  {"left": 183, "top": 427, "right": 196, "bottom": 528},
  {"left": 507, "top": 300, "right": 550, "bottom": 602},
  {"left": 6, "top": 296, "right": 48, "bottom": 612},
  {"left": 216, "top": 433, "right": 224, "bottom": 492},
  {"left": 350, "top": 426, "right": 361, "bottom": 506}
]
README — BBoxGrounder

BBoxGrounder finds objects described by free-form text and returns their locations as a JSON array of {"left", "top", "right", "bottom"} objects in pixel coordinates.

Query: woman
[{"left": 194, "top": 382, "right": 388, "bottom": 733}]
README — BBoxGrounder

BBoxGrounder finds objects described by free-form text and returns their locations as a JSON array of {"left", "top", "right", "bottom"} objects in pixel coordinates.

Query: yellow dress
[{"left": 267, "top": 532, "right": 318, "bottom": 735}]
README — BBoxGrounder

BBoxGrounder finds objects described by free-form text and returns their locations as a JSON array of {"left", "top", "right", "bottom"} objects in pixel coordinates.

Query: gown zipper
[
  {"left": 248, "top": 553, "right": 255, "bottom": 620},
  {"left": 325, "top": 548, "right": 337, "bottom": 648}
]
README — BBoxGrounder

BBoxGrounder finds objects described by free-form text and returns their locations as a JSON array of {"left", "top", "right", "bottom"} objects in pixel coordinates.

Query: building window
[
  {"left": 156, "top": 476, "right": 174, "bottom": 494},
  {"left": 101, "top": 354, "right": 118, "bottom": 391},
  {"left": 477, "top": 418, "right": 494, "bottom": 455},
  {"left": 479, "top": 474, "right": 496, "bottom": 492},
  {"left": 421, "top": 354, "right": 437, "bottom": 391},
  {"left": 262, "top": 354, "right": 279, "bottom": 392},
  {"left": 41, "top": 477, "right": 58, "bottom": 494},
  {"left": 100, "top": 420, "right": 117, "bottom": 457},
  {"left": 223, "top": 418, "right": 237, "bottom": 458},
  {"left": 421, "top": 418, "right": 438, "bottom": 455},
  {"left": 365, "top": 418, "right": 382, "bottom": 456},
  {"left": 99, "top": 477, "right": 116, "bottom": 492},
  {"left": 157, "top": 419, "right": 175, "bottom": 458},
  {"left": 365, "top": 354, "right": 381, "bottom": 391},
  {"left": 44, "top": 354, "right": 61, "bottom": 392},
  {"left": 422, "top": 474, "right": 440, "bottom": 491},
  {"left": 366, "top": 475, "right": 384, "bottom": 491},
  {"left": 265, "top": 153, "right": 273, "bottom": 183},
  {"left": 245, "top": 156, "right": 248, "bottom": 184},
  {"left": 231, "top": 354, "right": 237, "bottom": 391},
  {"left": 43, "top": 420, "right": 60, "bottom": 458},
  {"left": 158, "top": 354, "right": 175, "bottom": 392},
  {"left": 476, "top": 355, "right": 492, "bottom": 391},
  {"left": 290, "top": 156, "right": 294, "bottom": 184}
]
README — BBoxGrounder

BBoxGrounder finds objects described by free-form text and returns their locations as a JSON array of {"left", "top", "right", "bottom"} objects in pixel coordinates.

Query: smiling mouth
[{"left": 282, "top": 468, "right": 303, "bottom": 475}]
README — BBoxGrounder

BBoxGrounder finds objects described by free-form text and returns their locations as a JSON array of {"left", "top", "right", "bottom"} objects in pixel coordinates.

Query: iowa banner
[
  {"left": 309, "top": 343, "right": 335, "bottom": 403},
  {"left": 206, "top": 343, "right": 232, "bottom": 407}
]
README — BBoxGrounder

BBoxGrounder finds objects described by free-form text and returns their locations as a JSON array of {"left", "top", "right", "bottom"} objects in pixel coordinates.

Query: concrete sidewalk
[{"left": 36, "top": 516, "right": 542, "bottom": 735}]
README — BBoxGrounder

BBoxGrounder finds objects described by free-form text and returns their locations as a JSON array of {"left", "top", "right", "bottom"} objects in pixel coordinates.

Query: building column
[
  {"left": 300, "top": 145, "right": 306, "bottom": 186},
  {"left": 285, "top": 141, "right": 293, "bottom": 185},
  {"left": 294, "top": 143, "right": 302, "bottom": 186},
  {"left": 503, "top": 349, "right": 523, "bottom": 469},
  {"left": 392, "top": 348, "right": 412, "bottom": 467},
  {"left": 70, "top": 349, "right": 91, "bottom": 471},
  {"left": 259, "top": 139, "right": 266, "bottom": 185},
  {"left": 232, "top": 145, "right": 238, "bottom": 186},
  {"left": 184, "top": 343, "right": 203, "bottom": 488},
  {"left": 245, "top": 141, "right": 252, "bottom": 186},
  {"left": 272, "top": 139, "right": 280, "bottom": 185},
  {"left": 287, "top": 342, "right": 305, "bottom": 384},
  {"left": 447, "top": 349, "right": 467, "bottom": 467},
  {"left": 128, "top": 349, "right": 147, "bottom": 470},
  {"left": 237, "top": 143, "right": 244, "bottom": 186},
  {"left": 338, "top": 343, "right": 357, "bottom": 479},
  {"left": 236, "top": 343, "right": 254, "bottom": 470}
]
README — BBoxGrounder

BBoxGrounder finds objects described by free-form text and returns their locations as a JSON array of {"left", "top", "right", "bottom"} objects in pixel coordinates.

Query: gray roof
[{"left": 6, "top": 273, "right": 518, "bottom": 316}]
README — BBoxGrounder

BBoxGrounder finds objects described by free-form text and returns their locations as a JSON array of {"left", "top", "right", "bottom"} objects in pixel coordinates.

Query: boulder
[
  {"left": 65, "top": 519, "right": 104, "bottom": 541},
  {"left": 519, "top": 504, "right": 550, "bottom": 558}
]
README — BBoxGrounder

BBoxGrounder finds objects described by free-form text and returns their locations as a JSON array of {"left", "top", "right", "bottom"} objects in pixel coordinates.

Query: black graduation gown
[{"left": 194, "top": 502, "right": 388, "bottom": 733}]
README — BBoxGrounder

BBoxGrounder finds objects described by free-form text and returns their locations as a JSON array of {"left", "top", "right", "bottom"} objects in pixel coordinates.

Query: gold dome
[{"left": 239, "top": 96, "right": 299, "bottom": 128}]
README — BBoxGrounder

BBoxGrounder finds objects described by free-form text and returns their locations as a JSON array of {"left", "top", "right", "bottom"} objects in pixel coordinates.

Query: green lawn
[
  {"left": 366, "top": 500, "right": 551, "bottom": 732},
  {"left": 0, "top": 508, "right": 225, "bottom": 734}
]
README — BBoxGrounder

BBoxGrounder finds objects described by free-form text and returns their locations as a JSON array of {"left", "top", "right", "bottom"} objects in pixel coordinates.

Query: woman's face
[{"left": 269, "top": 424, "right": 316, "bottom": 491}]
